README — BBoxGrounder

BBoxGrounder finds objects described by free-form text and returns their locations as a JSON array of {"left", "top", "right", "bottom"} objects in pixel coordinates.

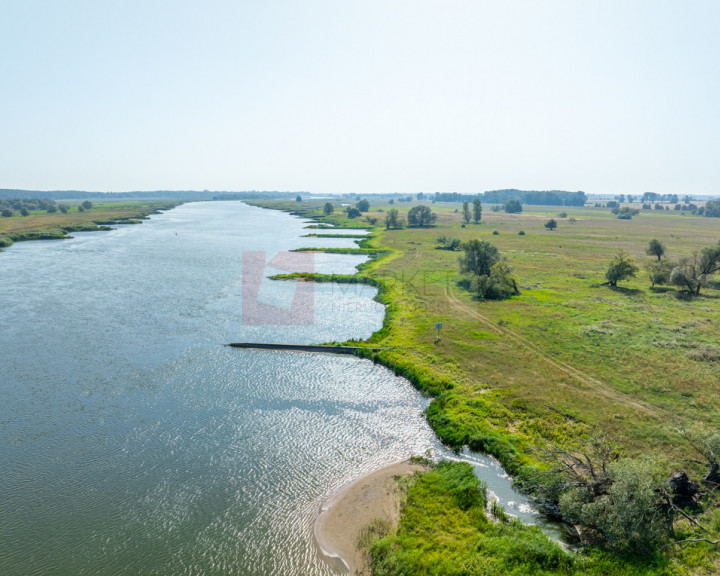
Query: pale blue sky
[{"left": 1, "top": 1, "right": 718, "bottom": 195}]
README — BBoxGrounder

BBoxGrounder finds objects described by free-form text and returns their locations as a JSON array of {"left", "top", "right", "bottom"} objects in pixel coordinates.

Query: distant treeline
[
  {"left": 482, "top": 189, "right": 587, "bottom": 206},
  {"left": 431, "top": 192, "right": 481, "bottom": 203},
  {"left": 424, "top": 190, "right": 587, "bottom": 206},
  {"left": 0, "top": 189, "right": 306, "bottom": 201},
  {"left": 212, "top": 192, "right": 304, "bottom": 201}
]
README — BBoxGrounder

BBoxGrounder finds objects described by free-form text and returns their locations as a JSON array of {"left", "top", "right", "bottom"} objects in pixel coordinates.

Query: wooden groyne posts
[{"left": 226, "top": 342, "right": 384, "bottom": 355}]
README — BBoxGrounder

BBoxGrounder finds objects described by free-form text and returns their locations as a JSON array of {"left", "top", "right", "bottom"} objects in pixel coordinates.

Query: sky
[{"left": 1, "top": 1, "right": 719, "bottom": 196}]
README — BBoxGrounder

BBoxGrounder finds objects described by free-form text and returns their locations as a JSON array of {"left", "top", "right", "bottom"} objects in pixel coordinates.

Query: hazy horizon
[{"left": 2, "top": 1, "right": 718, "bottom": 196}]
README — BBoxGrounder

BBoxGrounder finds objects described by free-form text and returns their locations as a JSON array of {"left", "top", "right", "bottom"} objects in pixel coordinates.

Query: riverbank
[
  {"left": 314, "top": 460, "right": 427, "bottom": 575},
  {"left": 1, "top": 200, "right": 434, "bottom": 576},
  {"left": 0, "top": 200, "right": 181, "bottom": 250}
]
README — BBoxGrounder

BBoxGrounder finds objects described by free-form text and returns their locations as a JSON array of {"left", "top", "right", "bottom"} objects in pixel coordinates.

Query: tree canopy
[
  {"left": 503, "top": 199, "right": 522, "bottom": 213},
  {"left": 384, "top": 208, "right": 403, "bottom": 229},
  {"left": 646, "top": 239, "right": 665, "bottom": 260},
  {"left": 703, "top": 200, "right": 720, "bottom": 217},
  {"left": 472, "top": 198, "right": 482, "bottom": 223},
  {"left": 670, "top": 243, "right": 720, "bottom": 295},
  {"left": 604, "top": 249, "right": 639, "bottom": 287},
  {"left": 458, "top": 241, "right": 519, "bottom": 300},
  {"left": 458, "top": 239, "right": 500, "bottom": 276},
  {"left": 407, "top": 205, "right": 437, "bottom": 227},
  {"left": 462, "top": 201, "right": 471, "bottom": 224}
]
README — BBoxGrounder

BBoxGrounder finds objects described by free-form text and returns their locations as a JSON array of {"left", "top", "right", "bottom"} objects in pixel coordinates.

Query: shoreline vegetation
[
  {"left": 0, "top": 200, "right": 183, "bottom": 251},
  {"left": 247, "top": 198, "right": 720, "bottom": 575},
  {"left": 314, "top": 459, "right": 429, "bottom": 575}
]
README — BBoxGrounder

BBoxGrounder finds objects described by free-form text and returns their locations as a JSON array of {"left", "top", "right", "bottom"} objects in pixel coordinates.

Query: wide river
[{"left": 0, "top": 201, "right": 548, "bottom": 575}]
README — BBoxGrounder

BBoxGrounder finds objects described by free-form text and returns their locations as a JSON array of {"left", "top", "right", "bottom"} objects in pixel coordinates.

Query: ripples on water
[{"left": 0, "top": 202, "right": 549, "bottom": 576}]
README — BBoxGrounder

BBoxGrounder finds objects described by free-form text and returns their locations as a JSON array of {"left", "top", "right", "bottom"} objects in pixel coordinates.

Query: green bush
[{"left": 559, "top": 456, "right": 672, "bottom": 554}]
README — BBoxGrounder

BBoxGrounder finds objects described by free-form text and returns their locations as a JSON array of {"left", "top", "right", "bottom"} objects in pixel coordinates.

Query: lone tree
[
  {"left": 462, "top": 201, "right": 471, "bottom": 224},
  {"left": 356, "top": 199, "right": 370, "bottom": 212},
  {"left": 346, "top": 207, "right": 361, "bottom": 218},
  {"left": 647, "top": 239, "right": 666, "bottom": 261},
  {"left": 503, "top": 199, "right": 522, "bottom": 213},
  {"left": 604, "top": 249, "right": 639, "bottom": 287},
  {"left": 323, "top": 202, "right": 334, "bottom": 215},
  {"left": 384, "top": 208, "right": 403, "bottom": 230},
  {"left": 81, "top": 200, "right": 93, "bottom": 210},
  {"left": 544, "top": 218, "right": 558, "bottom": 231},
  {"left": 295, "top": 195, "right": 302, "bottom": 202},
  {"left": 407, "top": 205, "right": 437, "bottom": 227},
  {"left": 472, "top": 198, "right": 482, "bottom": 223}
]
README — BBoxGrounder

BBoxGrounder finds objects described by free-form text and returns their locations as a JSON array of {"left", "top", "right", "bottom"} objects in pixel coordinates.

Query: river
[{"left": 0, "top": 201, "right": 550, "bottom": 575}]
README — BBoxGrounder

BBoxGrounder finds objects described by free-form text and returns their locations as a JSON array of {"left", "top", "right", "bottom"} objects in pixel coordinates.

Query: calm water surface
[{"left": 0, "top": 201, "right": 548, "bottom": 576}]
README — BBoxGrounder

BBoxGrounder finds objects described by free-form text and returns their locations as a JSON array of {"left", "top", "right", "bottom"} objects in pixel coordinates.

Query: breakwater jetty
[{"left": 226, "top": 342, "right": 384, "bottom": 355}]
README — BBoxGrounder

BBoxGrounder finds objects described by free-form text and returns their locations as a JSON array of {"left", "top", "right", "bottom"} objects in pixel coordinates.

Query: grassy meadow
[{"left": 251, "top": 197, "right": 720, "bottom": 574}]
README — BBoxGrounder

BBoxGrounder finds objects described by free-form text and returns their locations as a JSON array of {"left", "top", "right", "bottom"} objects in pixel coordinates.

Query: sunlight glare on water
[{"left": 0, "top": 201, "right": 550, "bottom": 576}]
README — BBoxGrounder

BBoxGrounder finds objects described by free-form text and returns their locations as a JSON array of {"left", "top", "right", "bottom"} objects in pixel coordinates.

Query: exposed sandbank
[{"left": 314, "top": 460, "right": 427, "bottom": 575}]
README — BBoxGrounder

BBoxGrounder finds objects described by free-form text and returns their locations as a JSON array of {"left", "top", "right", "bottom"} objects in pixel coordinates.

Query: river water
[{"left": 0, "top": 201, "right": 549, "bottom": 576}]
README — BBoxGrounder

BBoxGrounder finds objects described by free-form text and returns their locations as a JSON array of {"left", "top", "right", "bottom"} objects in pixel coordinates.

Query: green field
[{"left": 251, "top": 198, "right": 720, "bottom": 574}]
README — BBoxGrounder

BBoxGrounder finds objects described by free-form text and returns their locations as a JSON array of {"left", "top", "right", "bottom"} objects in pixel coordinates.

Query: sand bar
[{"left": 314, "top": 460, "right": 427, "bottom": 575}]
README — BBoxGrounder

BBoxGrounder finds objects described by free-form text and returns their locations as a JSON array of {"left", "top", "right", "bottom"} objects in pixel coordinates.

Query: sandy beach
[{"left": 314, "top": 460, "right": 427, "bottom": 575}]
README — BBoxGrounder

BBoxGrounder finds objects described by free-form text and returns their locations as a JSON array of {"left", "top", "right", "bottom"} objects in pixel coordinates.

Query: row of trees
[
  {"left": 483, "top": 189, "right": 587, "bottom": 206},
  {"left": 382, "top": 190, "right": 586, "bottom": 206},
  {"left": 379, "top": 205, "right": 440, "bottom": 229},
  {"left": 603, "top": 199, "right": 719, "bottom": 218},
  {"left": 461, "top": 199, "right": 482, "bottom": 224},
  {"left": 1, "top": 198, "right": 92, "bottom": 217}
]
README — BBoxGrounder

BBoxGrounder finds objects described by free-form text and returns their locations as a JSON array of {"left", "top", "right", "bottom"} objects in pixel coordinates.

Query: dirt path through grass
[{"left": 444, "top": 286, "right": 662, "bottom": 418}]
